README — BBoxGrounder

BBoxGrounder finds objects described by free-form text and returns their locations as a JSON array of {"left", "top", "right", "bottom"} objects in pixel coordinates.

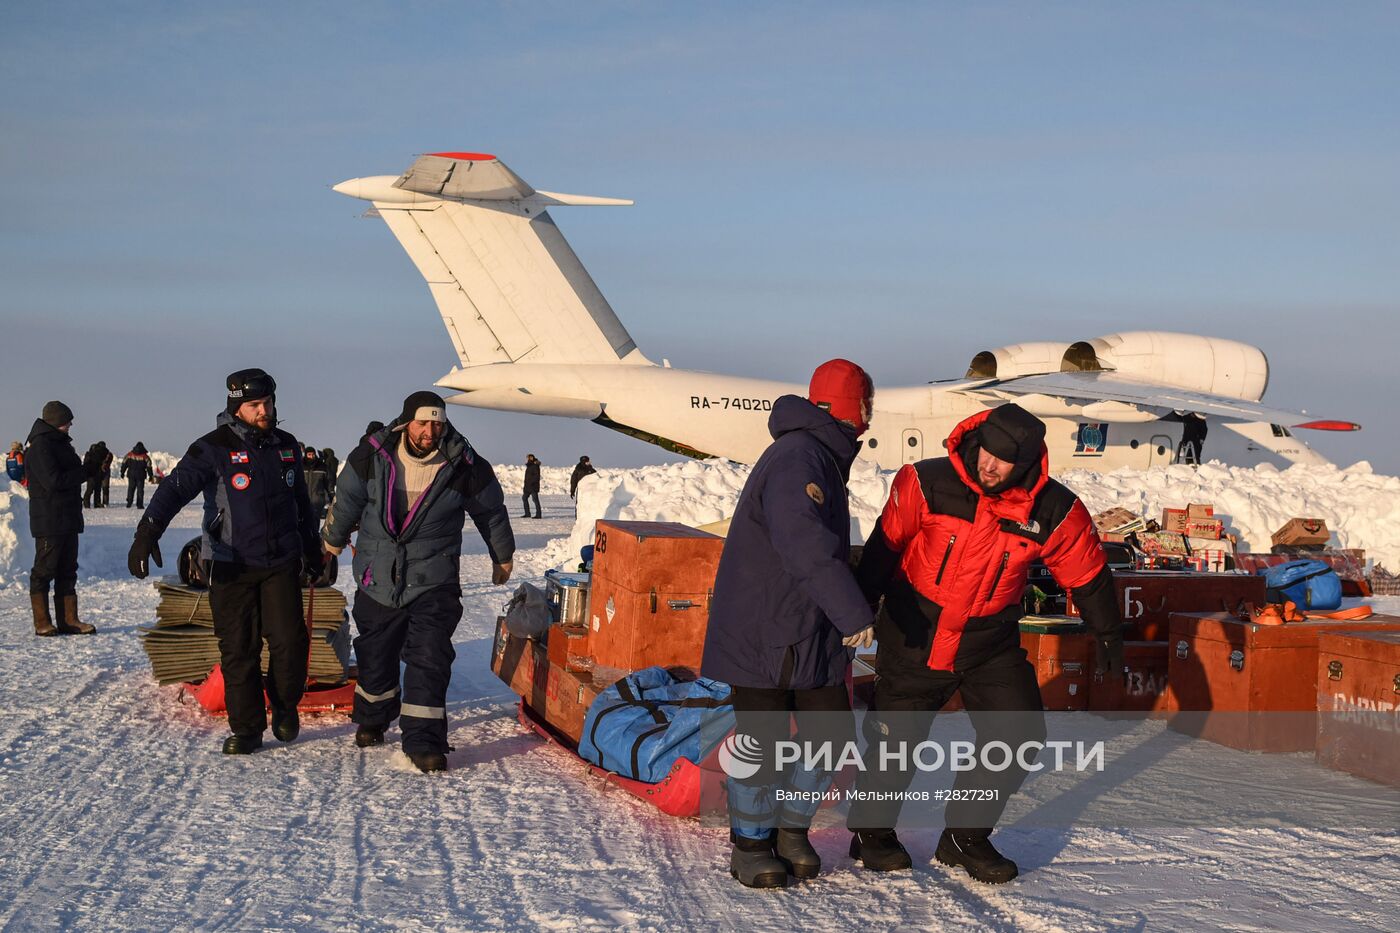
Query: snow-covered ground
[{"left": 2, "top": 466, "right": 1399, "bottom": 931}]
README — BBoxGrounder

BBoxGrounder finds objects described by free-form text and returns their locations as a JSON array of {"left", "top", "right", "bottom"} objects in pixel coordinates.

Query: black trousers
[
  {"left": 208, "top": 560, "right": 308, "bottom": 736},
  {"left": 100, "top": 476, "right": 110, "bottom": 506},
  {"left": 848, "top": 603, "right": 1046, "bottom": 837},
  {"left": 522, "top": 491, "right": 540, "bottom": 517},
  {"left": 82, "top": 478, "right": 101, "bottom": 507},
  {"left": 351, "top": 585, "right": 463, "bottom": 754},
  {"left": 126, "top": 478, "right": 145, "bottom": 508},
  {"left": 31, "top": 535, "right": 79, "bottom": 597}
]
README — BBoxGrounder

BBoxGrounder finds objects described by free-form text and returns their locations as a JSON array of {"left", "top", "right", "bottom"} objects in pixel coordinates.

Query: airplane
[{"left": 331, "top": 152, "right": 1361, "bottom": 473}]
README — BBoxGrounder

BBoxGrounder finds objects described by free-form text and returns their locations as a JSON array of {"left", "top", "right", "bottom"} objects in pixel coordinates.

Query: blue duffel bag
[
  {"left": 579, "top": 667, "right": 734, "bottom": 782},
  {"left": 1259, "top": 559, "right": 1343, "bottom": 611}
]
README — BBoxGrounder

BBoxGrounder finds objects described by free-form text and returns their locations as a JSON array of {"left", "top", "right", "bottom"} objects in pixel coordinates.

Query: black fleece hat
[
  {"left": 396, "top": 391, "right": 447, "bottom": 426},
  {"left": 978, "top": 404, "right": 1046, "bottom": 465},
  {"left": 41, "top": 400, "right": 74, "bottom": 428},
  {"left": 226, "top": 368, "right": 277, "bottom": 414}
]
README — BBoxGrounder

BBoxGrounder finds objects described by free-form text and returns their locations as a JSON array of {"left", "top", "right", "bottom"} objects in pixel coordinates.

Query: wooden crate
[
  {"left": 1316, "top": 630, "right": 1400, "bottom": 787},
  {"left": 1166, "top": 611, "right": 1400, "bottom": 751},
  {"left": 587, "top": 521, "right": 723, "bottom": 671}
]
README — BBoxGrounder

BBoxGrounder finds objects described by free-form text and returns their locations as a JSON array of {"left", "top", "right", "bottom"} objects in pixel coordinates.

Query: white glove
[{"left": 842, "top": 625, "right": 875, "bottom": 650}]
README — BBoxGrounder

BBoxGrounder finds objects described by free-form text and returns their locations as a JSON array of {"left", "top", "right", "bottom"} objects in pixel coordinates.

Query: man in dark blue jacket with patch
[
  {"left": 322, "top": 391, "right": 515, "bottom": 773},
  {"left": 128, "top": 369, "right": 322, "bottom": 755},
  {"left": 700, "top": 359, "right": 877, "bottom": 888}
]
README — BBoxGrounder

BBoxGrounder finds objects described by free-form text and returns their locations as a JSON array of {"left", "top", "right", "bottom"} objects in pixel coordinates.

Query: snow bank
[
  {"left": 0, "top": 478, "right": 33, "bottom": 586},
  {"left": 543, "top": 458, "right": 893, "bottom": 570},
  {"left": 1059, "top": 460, "right": 1400, "bottom": 572},
  {"left": 544, "top": 458, "right": 1400, "bottom": 574},
  {"left": 147, "top": 450, "right": 178, "bottom": 477}
]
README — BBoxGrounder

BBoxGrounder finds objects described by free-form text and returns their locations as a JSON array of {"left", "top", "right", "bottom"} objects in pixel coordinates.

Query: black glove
[
  {"left": 128, "top": 519, "right": 163, "bottom": 580},
  {"left": 1095, "top": 634, "right": 1125, "bottom": 679},
  {"left": 302, "top": 544, "right": 326, "bottom": 585}
]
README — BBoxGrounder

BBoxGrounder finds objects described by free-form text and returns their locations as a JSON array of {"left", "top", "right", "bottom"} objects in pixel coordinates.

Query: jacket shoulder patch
[{"left": 805, "top": 482, "right": 825, "bottom": 505}]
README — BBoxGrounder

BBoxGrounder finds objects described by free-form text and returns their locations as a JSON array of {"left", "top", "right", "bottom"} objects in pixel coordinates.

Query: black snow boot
[
  {"left": 222, "top": 734, "right": 264, "bottom": 755},
  {"left": 775, "top": 828, "right": 821, "bottom": 880},
  {"left": 272, "top": 709, "right": 300, "bottom": 743},
  {"left": 407, "top": 750, "right": 448, "bottom": 773},
  {"left": 355, "top": 725, "right": 386, "bottom": 748},
  {"left": 729, "top": 832, "right": 788, "bottom": 889},
  {"left": 935, "top": 829, "right": 1019, "bottom": 884},
  {"left": 849, "top": 830, "right": 913, "bottom": 872}
]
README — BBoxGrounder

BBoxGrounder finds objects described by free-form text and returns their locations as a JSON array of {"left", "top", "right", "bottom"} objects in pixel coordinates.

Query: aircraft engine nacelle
[
  {"left": 1061, "top": 331, "right": 1269, "bottom": 401},
  {"left": 966, "top": 342, "right": 1073, "bottom": 379}
]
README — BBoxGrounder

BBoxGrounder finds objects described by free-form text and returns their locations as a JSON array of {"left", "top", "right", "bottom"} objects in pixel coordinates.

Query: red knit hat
[{"left": 808, "top": 359, "right": 874, "bottom": 434}]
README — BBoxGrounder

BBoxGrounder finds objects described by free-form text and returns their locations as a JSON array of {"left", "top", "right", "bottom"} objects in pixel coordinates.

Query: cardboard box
[
  {"left": 1166, "top": 611, "right": 1400, "bottom": 752},
  {"left": 1185, "top": 537, "right": 1235, "bottom": 573},
  {"left": 1094, "top": 508, "right": 1146, "bottom": 537},
  {"left": 1316, "top": 631, "right": 1400, "bottom": 787},
  {"left": 1163, "top": 505, "right": 1222, "bottom": 539},
  {"left": 1271, "top": 517, "right": 1330, "bottom": 548}
]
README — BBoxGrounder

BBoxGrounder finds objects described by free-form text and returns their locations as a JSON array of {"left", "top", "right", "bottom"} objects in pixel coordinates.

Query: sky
[{"left": 1, "top": 1, "right": 1396, "bottom": 471}]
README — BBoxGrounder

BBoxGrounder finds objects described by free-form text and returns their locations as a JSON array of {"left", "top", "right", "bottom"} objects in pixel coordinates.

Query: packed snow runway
[{"left": 1, "top": 489, "right": 1398, "bottom": 931}]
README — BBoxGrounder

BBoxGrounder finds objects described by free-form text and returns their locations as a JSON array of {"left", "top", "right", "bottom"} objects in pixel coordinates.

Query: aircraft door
[
  {"left": 1148, "top": 434, "right": 1175, "bottom": 467},
  {"left": 902, "top": 429, "right": 923, "bottom": 464}
]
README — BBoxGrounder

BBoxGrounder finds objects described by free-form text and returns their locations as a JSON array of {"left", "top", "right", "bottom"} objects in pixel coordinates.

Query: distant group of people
[{"left": 518, "top": 452, "right": 597, "bottom": 519}]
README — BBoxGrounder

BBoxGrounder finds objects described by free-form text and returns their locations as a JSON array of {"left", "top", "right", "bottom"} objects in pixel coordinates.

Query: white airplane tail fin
[{"left": 334, "top": 152, "right": 648, "bottom": 367}]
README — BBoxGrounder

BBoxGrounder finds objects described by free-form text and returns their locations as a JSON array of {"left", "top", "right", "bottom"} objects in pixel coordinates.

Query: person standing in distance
[
  {"left": 522, "top": 453, "right": 542, "bottom": 519},
  {"left": 569, "top": 455, "right": 596, "bottom": 499},
  {"left": 322, "top": 391, "right": 515, "bottom": 773},
  {"left": 128, "top": 369, "right": 323, "bottom": 755},
  {"left": 121, "top": 442, "right": 155, "bottom": 508},
  {"left": 25, "top": 401, "right": 95, "bottom": 636}
]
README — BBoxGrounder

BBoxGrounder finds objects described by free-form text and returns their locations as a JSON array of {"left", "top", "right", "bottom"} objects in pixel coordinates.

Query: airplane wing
[{"left": 957, "top": 371, "right": 1361, "bottom": 431}]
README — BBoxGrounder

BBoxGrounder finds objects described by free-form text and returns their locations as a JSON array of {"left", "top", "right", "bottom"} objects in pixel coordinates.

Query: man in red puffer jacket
[{"left": 847, "top": 403, "right": 1123, "bottom": 883}]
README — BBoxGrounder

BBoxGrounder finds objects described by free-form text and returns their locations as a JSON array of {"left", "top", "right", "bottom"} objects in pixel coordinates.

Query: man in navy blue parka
[{"left": 700, "top": 359, "right": 876, "bottom": 888}]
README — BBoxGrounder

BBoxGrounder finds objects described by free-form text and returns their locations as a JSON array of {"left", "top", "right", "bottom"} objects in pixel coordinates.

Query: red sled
[
  {"left": 517, "top": 701, "right": 727, "bottom": 818},
  {"left": 181, "top": 663, "right": 357, "bottom": 716}
]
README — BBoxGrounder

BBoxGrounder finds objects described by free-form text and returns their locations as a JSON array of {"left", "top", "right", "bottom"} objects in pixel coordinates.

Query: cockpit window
[{"left": 1270, "top": 424, "right": 1293, "bottom": 438}]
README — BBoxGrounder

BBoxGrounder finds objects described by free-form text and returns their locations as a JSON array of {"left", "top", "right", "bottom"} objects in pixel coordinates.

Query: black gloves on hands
[
  {"left": 128, "top": 519, "right": 163, "bottom": 580},
  {"left": 302, "top": 544, "right": 326, "bottom": 585},
  {"left": 1095, "top": 634, "right": 1125, "bottom": 679}
]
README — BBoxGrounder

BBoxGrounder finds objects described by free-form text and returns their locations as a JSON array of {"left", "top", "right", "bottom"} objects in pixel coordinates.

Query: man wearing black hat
[
  {"left": 847, "top": 403, "right": 1123, "bottom": 883},
  {"left": 568, "top": 455, "right": 595, "bottom": 499},
  {"left": 127, "top": 369, "right": 322, "bottom": 755},
  {"left": 322, "top": 391, "right": 515, "bottom": 773},
  {"left": 25, "top": 400, "right": 96, "bottom": 636}
]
